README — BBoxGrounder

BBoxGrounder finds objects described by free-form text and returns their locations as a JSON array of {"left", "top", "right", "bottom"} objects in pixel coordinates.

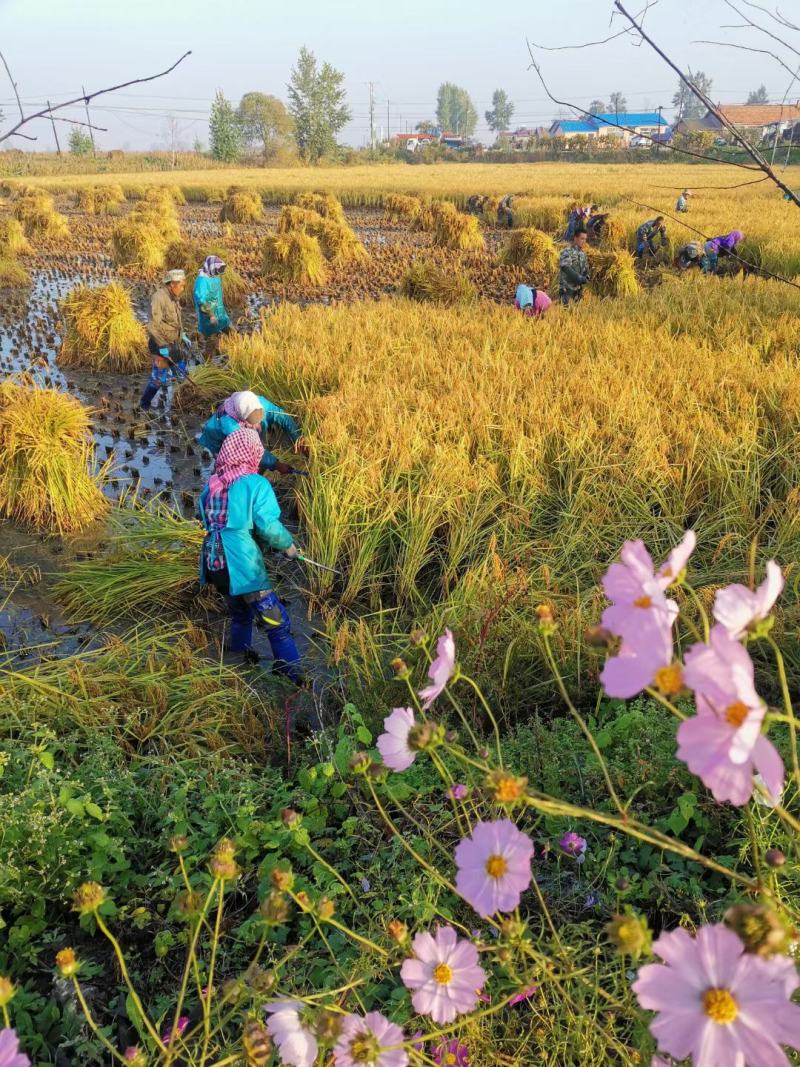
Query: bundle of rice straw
[
  {"left": 382, "top": 193, "right": 422, "bottom": 222},
  {"left": 74, "top": 184, "right": 126, "bottom": 214},
  {"left": 0, "top": 259, "right": 31, "bottom": 287},
  {"left": 295, "top": 191, "right": 345, "bottom": 222},
  {"left": 587, "top": 249, "right": 640, "bottom": 297},
  {"left": 593, "top": 215, "right": 627, "bottom": 251},
  {"left": 129, "top": 200, "right": 181, "bottom": 244},
  {"left": 262, "top": 231, "right": 328, "bottom": 285},
  {"left": 277, "top": 205, "right": 324, "bottom": 233},
  {"left": 399, "top": 260, "right": 477, "bottom": 306},
  {"left": 0, "top": 378, "right": 108, "bottom": 533},
  {"left": 111, "top": 220, "right": 167, "bottom": 271},
  {"left": 59, "top": 283, "right": 148, "bottom": 372},
  {"left": 12, "top": 193, "right": 69, "bottom": 240},
  {"left": 219, "top": 190, "right": 264, "bottom": 223},
  {"left": 431, "top": 204, "right": 484, "bottom": 251},
  {"left": 0, "top": 218, "right": 32, "bottom": 255},
  {"left": 499, "top": 228, "right": 558, "bottom": 278},
  {"left": 275, "top": 206, "right": 367, "bottom": 266}
]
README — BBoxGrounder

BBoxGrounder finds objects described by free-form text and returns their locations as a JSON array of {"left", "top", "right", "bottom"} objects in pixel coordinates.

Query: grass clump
[
  {"left": 500, "top": 228, "right": 559, "bottom": 278},
  {"left": 262, "top": 230, "right": 328, "bottom": 286},
  {"left": 12, "top": 193, "right": 69, "bottom": 240},
  {"left": 399, "top": 260, "right": 477, "bottom": 306},
  {"left": 0, "top": 378, "right": 108, "bottom": 533},
  {"left": 219, "top": 190, "right": 264, "bottom": 223},
  {"left": 0, "top": 217, "right": 32, "bottom": 255},
  {"left": 431, "top": 202, "right": 484, "bottom": 250},
  {"left": 0, "top": 258, "right": 31, "bottom": 287},
  {"left": 588, "top": 249, "right": 641, "bottom": 297},
  {"left": 58, "top": 282, "right": 148, "bottom": 372},
  {"left": 164, "top": 238, "right": 249, "bottom": 304}
]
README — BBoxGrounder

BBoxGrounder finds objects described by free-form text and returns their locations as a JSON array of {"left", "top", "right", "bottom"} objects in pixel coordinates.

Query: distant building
[
  {"left": 701, "top": 103, "right": 800, "bottom": 142},
  {"left": 548, "top": 119, "right": 598, "bottom": 139},
  {"left": 548, "top": 111, "right": 667, "bottom": 143},
  {"left": 497, "top": 126, "right": 549, "bottom": 148},
  {"left": 392, "top": 132, "right": 437, "bottom": 152}
]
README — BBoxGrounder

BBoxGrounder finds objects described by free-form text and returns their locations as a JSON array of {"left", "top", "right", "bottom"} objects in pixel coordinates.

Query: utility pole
[
  {"left": 367, "top": 81, "right": 376, "bottom": 150},
  {"left": 656, "top": 105, "right": 663, "bottom": 155},
  {"left": 47, "top": 100, "right": 61, "bottom": 156},
  {"left": 386, "top": 100, "right": 390, "bottom": 143},
  {"left": 82, "top": 84, "right": 96, "bottom": 157}
]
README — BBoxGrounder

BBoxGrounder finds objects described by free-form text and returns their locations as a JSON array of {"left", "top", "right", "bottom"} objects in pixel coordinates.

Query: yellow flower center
[
  {"left": 349, "top": 1033, "right": 379, "bottom": 1063},
  {"left": 433, "top": 963, "right": 453, "bottom": 985},
  {"left": 703, "top": 987, "right": 738, "bottom": 1024},
  {"left": 444, "top": 1056, "right": 456, "bottom": 1066},
  {"left": 485, "top": 854, "right": 508, "bottom": 879},
  {"left": 494, "top": 775, "right": 522, "bottom": 802},
  {"left": 634, "top": 595, "right": 653, "bottom": 609},
  {"left": 725, "top": 702, "right": 749, "bottom": 728},
  {"left": 655, "top": 664, "right": 683, "bottom": 696}
]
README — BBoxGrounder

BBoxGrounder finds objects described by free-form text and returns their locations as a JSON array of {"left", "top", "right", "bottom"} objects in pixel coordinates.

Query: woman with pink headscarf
[{"left": 198, "top": 427, "right": 302, "bottom": 680}]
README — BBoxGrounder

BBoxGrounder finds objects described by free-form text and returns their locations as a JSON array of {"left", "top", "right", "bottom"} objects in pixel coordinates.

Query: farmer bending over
[
  {"left": 199, "top": 389, "right": 307, "bottom": 476},
  {"left": 199, "top": 428, "right": 303, "bottom": 680},
  {"left": 514, "top": 283, "right": 552, "bottom": 317},
  {"left": 140, "top": 268, "right": 191, "bottom": 411},
  {"left": 558, "top": 229, "right": 591, "bottom": 306},
  {"left": 635, "top": 216, "right": 667, "bottom": 258},
  {"left": 703, "top": 230, "right": 745, "bottom": 274},
  {"left": 194, "top": 255, "right": 232, "bottom": 361},
  {"left": 497, "top": 194, "right": 514, "bottom": 228},
  {"left": 676, "top": 189, "right": 692, "bottom": 213},
  {"left": 675, "top": 241, "right": 704, "bottom": 271}
]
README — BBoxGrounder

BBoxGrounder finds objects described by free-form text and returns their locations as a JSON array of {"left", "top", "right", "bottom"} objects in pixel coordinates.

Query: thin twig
[
  {"left": 723, "top": 0, "right": 800, "bottom": 58},
  {"left": 693, "top": 39, "right": 799, "bottom": 80},
  {"left": 527, "top": 0, "right": 656, "bottom": 50}
]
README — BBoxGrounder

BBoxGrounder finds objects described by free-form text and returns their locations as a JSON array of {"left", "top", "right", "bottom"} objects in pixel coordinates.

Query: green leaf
[
  {"left": 37, "top": 750, "right": 54, "bottom": 771},
  {"left": 330, "top": 782, "right": 348, "bottom": 798},
  {"left": 356, "top": 726, "right": 373, "bottom": 745},
  {"left": 65, "top": 798, "right": 85, "bottom": 818},
  {"left": 85, "top": 802, "right": 104, "bottom": 821}
]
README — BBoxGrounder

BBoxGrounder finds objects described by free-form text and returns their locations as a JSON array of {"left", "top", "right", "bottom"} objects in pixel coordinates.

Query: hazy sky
[{"left": 1, "top": 0, "right": 795, "bottom": 151}]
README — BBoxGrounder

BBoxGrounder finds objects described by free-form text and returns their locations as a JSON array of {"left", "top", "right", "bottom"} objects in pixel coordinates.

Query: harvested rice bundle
[
  {"left": 382, "top": 193, "right": 422, "bottom": 222},
  {"left": 311, "top": 218, "right": 368, "bottom": 265},
  {"left": 499, "top": 228, "right": 558, "bottom": 278},
  {"left": 277, "top": 205, "right": 324, "bottom": 233},
  {"left": 175, "top": 361, "right": 251, "bottom": 414},
  {"left": 413, "top": 198, "right": 438, "bottom": 232},
  {"left": 130, "top": 201, "right": 181, "bottom": 244},
  {"left": 0, "top": 218, "right": 32, "bottom": 255},
  {"left": 0, "top": 259, "right": 32, "bottom": 287},
  {"left": 481, "top": 196, "right": 501, "bottom": 224},
  {"left": 164, "top": 239, "right": 248, "bottom": 304},
  {"left": 111, "top": 220, "right": 166, "bottom": 271},
  {"left": 0, "top": 378, "right": 108, "bottom": 534},
  {"left": 219, "top": 190, "right": 264, "bottom": 223},
  {"left": 262, "top": 231, "right": 328, "bottom": 286},
  {"left": 431, "top": 205, "right": 484, "bottom": 251},
  {"left": 587, "top": 249, "right": 640, "bottom": 298},
  {"left": 12, "top": 194, "right": 69, "bottom": 240},
  {"left": 399, "top": 260, "right": 477, "bottom": 306},
  {"left": 59, "top": 283, "right": 148, "bottom": 372},
  {"left": 75, "top": 184, "right": 125, "bottom": 214},
  {"left": 593, "top": 215, "right": 627, "bottom": 251},
  {"left": 295, "top": 191, "right": 345, "bottom": 222}
]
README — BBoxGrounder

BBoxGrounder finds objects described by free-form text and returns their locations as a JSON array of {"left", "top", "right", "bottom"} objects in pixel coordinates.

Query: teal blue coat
[
  {"left": 199, "top": 474, "right": 293, "bottom": 596},
  {"left": 198, "top": 394, "right": 301, "bottom": 472},
  {"left": 194, "top": 274, "right": 231, "bottom": 336}
]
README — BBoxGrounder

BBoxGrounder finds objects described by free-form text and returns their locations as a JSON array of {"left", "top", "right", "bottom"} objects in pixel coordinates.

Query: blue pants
[
  {"left": 140, "top": 343, "right": 186, "bottom": 409},
  {"left": 702, "top": 250, "right": 719, "bottom": 274}
]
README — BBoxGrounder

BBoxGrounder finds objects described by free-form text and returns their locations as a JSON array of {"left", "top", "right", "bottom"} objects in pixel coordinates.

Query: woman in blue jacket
[
  {"left": 194, "top": 255, "right": 232, "bottom": 359},
  {"left": 198, "top": 389, "right": 305, "bottom": 476},
  {"left": 199, "top": 427, "right": 302, "bottom": 680}
]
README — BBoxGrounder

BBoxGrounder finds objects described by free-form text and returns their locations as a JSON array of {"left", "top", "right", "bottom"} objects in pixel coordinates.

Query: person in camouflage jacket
[{"left": 558, "top": 229, "right": 591, "bottom": 305}]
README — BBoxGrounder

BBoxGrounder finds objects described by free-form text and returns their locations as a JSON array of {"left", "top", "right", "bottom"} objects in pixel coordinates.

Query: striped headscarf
[
  {"left": 200, "top": 255, "right": 226, "bottom": 277},
  {"left": 203, "top": 428, "right": 263, "bottom": 571}
]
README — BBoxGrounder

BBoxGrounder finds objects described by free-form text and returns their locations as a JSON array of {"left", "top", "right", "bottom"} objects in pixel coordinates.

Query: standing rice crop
[
  {"left": 0, "top": 218, "right": 32, "bottom": 255},
  {"left": 59, "top": 283, "right": 148, "bottom": 372},
  {"left": 499, "top": 228, "right": 558, "bottom": 278},
  {"left": 262, "top": 231, "right": 328, "bottom": 285},
  {"left": 399, "top": 260, "right": 477, "bottom": 305},
  {"left": 219, "top": 190, "right": 264, "bottom": 223},
  {"left": 0, "top": 378, "right": 108, "bottom": 533}
]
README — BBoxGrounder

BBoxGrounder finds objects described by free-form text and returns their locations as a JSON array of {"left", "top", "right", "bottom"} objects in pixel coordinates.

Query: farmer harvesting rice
[
  {"left": 558, "top": 229, "right": 591, "bottom": 305},
  {"left": 586, "top": 210, "right": 609, "bottom": 244},
  {"left": 514, "top": 283, "right": 552, "bottom": 317},
  {"left": 635, "top": 216, "right": 667, "bottom": 258},
  {"left": 676, "top": 241, "right": 704, "bottom": 271},
  {"left": 140, "top": 268, "right": 191, "bottom": 410},
  {"left": 676, "top": 189, "right": 692, "bottom": 213},
  {"left": 199, "top": 427, "right": 303, "bottom": 680},
  {"left": 703, "top": 230, "right": 745, "bottom": 274},
  {"left": 194, "top": 254, "right": 232, "bottom": 360},
  {"left": 565, "top": 204, "right": 591, "bottom": 241},
  {"left": 198, "top": 389, "right": 306, "bottom": 475},
  {"left": 497, "top": 195, "right": 514, "bottom": 228}
]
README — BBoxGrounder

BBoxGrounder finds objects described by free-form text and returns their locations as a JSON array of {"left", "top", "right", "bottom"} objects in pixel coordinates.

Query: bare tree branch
[
  {"left": 0, "top": 49, "right": 192, "bottom": 146},
  {"left": 0, "top": 49, "right": 25, "bottom": 124},
  {"left": 527, "top": 1, "right": 657, "bottom": 51},
  {"left": 737, "top": 0, "right": 800, "bottom": 33},
  {"left": 51, "top": 116, "right": 108, "bottom": 132},
  {"left": 692, "top": 39, "right": 799, "bottom": 80},
  {"left": 614, "top": 2, "right": 800, "bottom": 206},
  {"left": 722, "top": 0, "right": 800, "bottom": 58}
]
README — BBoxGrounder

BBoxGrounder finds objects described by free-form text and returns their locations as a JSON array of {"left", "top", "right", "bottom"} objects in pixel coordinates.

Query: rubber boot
[
  {"left": 251, "top": 591, "right": 302, "bottom": 682},
  {"left": 226, "top": 596, "right": 254, "bottom": 653},
  {"left": 139, "top": 381, "right": 161, "bottom": 410}
]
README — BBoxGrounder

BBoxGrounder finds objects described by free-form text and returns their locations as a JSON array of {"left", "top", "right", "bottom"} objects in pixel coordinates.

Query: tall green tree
[
  {"left": 484, "top": 89, "right": 514, "bottom": 132},
  {"left": 608, "top": 91, "right": 628, "bottom": 115},
  {"left": 436, "top": 83, "right": 478, "bottom": 138},
  {"left": 672, "top": 72, "right": 713, "bottom": 120},
  {"left": 746, "top": 84, "right": 769, "bottom": 105},
  {"left": 209, "top": 90, "right": 242, "bottom": 162},
  {"left": 237, "top": 92, "right": 293, "bottom": 159},
  {"left": 287, "top": 47, "right": 351, "bottom": 163},
  {"left": 68, "top": 128, "right": 93, "bottom": 156}
]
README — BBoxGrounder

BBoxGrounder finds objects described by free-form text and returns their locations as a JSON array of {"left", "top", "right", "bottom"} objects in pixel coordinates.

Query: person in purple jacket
[{"left": 703, "top": 230, "right": 744, "bottom": 273}]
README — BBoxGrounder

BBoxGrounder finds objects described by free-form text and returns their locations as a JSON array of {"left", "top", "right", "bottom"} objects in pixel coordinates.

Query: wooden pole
[
  {"left": 82, "top": 84, "right": 96, "bottom": 157},
  {"left": 47, "top": 100, "right": 62, "bottom": 155}
]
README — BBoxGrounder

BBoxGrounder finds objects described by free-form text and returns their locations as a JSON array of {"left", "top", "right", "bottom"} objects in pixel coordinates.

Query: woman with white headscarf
[{"left": 198, "top": 389, "right": 307, "bottom": 475}]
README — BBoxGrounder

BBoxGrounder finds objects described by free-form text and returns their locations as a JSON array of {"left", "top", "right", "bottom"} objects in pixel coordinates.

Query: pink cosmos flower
[
  {"left": 599, "top": 610, "right": 675, "bottom": 700},
  {"left": 679, "top": 625, "right": 784, "bottom": 806},
  {"left": 265, "top": 1000, "right": 318, "bottom": 1067},
  {"left": 419, "top": 629, "right": 456, "bottom": 709},
  {"left": 162, "top": 1016, "right": 189, "bottom": 1044},
  {"left": 454, "top": 819, "right": 534, "bottom": 918},
  {"left": 559, "top": 831, "right": 587, "bottom": 862},
  {"left": 713, "top": 561, "right": 784, "bottom": 640},
  {"left": 0, "top": 1030, "right": 30, "bottom": 1067},
  {"left": 509, "top": 984, "right": 538, "bottom": 1006},
  {"left": 448, "top": 784, "right": 468, "bottom": 800},
  {"left": 434, "top": 1040, "right": 470, "bottom": 1066},
  {"left": 400, "top": 925, "right": 486, "bottom": 1024},
  {"left": 334, "top": 1012, "right": 408, "bottom": 1067},
  {"left": 376, "top": 708, "right": 416, "bottom": 772},
  {"left": 632, "top": 923, "right": 800, "bottom": 1066}
]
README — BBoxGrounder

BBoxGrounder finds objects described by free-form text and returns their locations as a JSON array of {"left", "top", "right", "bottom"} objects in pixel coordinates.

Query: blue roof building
[{"left": 549, "top": 111, "right": 668, "bottom": 139}]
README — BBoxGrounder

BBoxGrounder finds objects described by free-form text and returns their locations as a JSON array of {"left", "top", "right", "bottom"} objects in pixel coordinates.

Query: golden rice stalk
[
  {"left": 277, "top": 205, "right": 324, "bottom": 233},
  {"left": 511, "top": 197, "right": 565, "bottom": 233},
  {"left": 219, "top": 191, "right": 264, "bottom": 223},
  {"left": 0, "top": 378, "right": 108, "bottom": 534},
  {"left": 399, "top": 260, "right": 477, "bottom": 306},
  {"left": 59, "top": 283, "right": 148, "bottom": 372},
  {"left": 413, "top": 198, "right": 438, "bottom": 232},
  {"left": 0, "top": 218, "right": 32, "bottom": 255},
  {"left": 0, "top": 258, "right": 32, "bottom": 287},
  {"left": 595, "top": 215, "right": 627, "bottom": 251},
  {"left": 111, "top": 220, "right": 167, "bottom": 271},
  {"left": 587, "top": 249, "right": 640, "bottom": 298},
  {"left": 481, "top": 195, "right": 501, "bottom": 223},
  {"left": 431, "top": 205, "right": 484, "bottom": 251},
  {"left": 12, "top": 194, "right": 69, "bottom": 240},
  {"left": 164, "top": 239, "right": 249, "bottom": 304},
  {"left": 312, "top": 218, "right": 368, "bottom": 265},
  {"left": 295, "top": 191, "right": 345, "bottom": 222},
  {"left": 499, "top": 228, "right": 558, "bottom": 277},
  {"left": 129, "top": 201, "right": 181, "bottom": 244},
  {"left": 74, "top": 184, "right": 125, "bottom": 214},
  {"left": 262, "top": 231, "right": 328, "bottom": 285},
  {"left": 383, "top": 193, "right": 422, "bottom": 222}
]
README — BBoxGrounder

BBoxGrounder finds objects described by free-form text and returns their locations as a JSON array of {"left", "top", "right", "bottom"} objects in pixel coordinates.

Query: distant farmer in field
[
  {"left": 466, "top": 194, "right": 488, "bottom": 215},
  {"left": 564, "top": 203, "right": 591, "bottom": 241},
  {"left": 586, "top": 210, "right": 609, "bottom": 244},
  {"left": 675, "top": 241, "right": 704, "bottom": 271},
  {"left": 703, "top": 230, "right": 745, "bottom": 274},
  {"left": 558, "top": 229, "right": 591, "bottom": 305},
  {"left": 194, "top": 255, "right": 232, "bottom": 360},
  {"left": 199, "top": 427, "right": 303, "bottom": 680},
  {"left": 198, "top": 389, "right": 307, "bottom": 475},
  {"left": 140, "top": 268, "right": 191, "bottom": 411},
  {"left": 514, "top": 283, "right": 553, "bottom": 317},
  {"left": 676, "top": 189, "right": 692, "bottom": 212},
  {"left": 497, "top": 194, "right": 514, "bottom": 228},
  {"left": 635, "top": 216, "right": 667, "bottom": 258}
]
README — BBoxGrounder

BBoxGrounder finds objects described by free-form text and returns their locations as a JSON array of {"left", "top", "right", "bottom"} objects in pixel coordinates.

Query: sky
[{"left": 1, "top": 0, "right": 796, "bottom": 151}]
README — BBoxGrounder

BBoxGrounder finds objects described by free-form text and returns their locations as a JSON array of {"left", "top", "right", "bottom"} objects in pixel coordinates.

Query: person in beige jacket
[{"left": 140, "top": 269, "right": 190, "bottom": 410}]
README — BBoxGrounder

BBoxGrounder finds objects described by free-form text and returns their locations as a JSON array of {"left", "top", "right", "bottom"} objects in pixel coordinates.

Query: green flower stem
[
  {"left": 767, "top": 636, "right": 799, "bottom": 787},
  {"left": 541, "top": 633, "right": 625, "bottom": 817},
  {"left": 94, "top": 912, "right": 166, "bottom": 1053},
  {"left": 441, "top": 685, "right": 483, "bottom": 754},
  {"left": 199, "top": 879, "right": 225, "bottom": 1066},
  {"left": 70, "top": 976, "right": 130, "bottom": 1064},
  {"left": 287, "top": 889, "right": 388, "bottom": 957},
  {"left": 680, "top": 580, "right": 710, "bottom": 642},
  {"left": 298, "top": 836, "right": 358, "bottom": 904},
  {"left": 457, "top": 672, "right": 504, "bottom": 767},
  {"left": 1, "top": 1005, "right": 9, "bottom": 1029},
  {"left": 385, "top": 779, "right": 461, "bottom": 867},
  {"left": 645, "top": 687, "right": 687, "bottom": 721},
  {"left": 164, "top": 880, "right": 217, "bottom": 1066}
]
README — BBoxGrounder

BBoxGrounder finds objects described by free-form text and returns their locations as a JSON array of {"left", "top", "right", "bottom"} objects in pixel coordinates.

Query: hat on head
[{"left": 163, "top": 268, "right": 186, "bottom": 284}]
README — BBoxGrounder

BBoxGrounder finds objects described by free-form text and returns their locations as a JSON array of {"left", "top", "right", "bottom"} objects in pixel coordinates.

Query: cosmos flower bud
[
  {"left": 615, "top": 877, "right": 630, "bottom": 891},
  {"left": 281, "top": 808, "right": 301, "bottom": 828},
  {"left": 0, "top": 976, "right": 16, "bottom": 1007},
  {"left": 242, "top": 1019, "right": 273, "bottom": 1066},
  {"left": 409, "top": 628, "right": 426, "bottom": 646},
  {"left": 175, "top": 890, "right": 203, "bottom": 919},
  {"left": 407, "top": 721, "right": 445, "bottom": 752},
  {"left": 123, "top": 1048, "right": 148, "bottom": 1067},
  {"left": 295, "top": 891, "right": 312, "bottom": 911},
  {"left": 584, "top": 625, "right": 614, "bottom": 648},
  {"left": 349, "top": 751, "right": 371, "bottom": 773},
  {"left": 387, "top": 920, "right": 409, "bottom": 945},
  {"left": 271, "top": 867, "right": 294, "bottom": 891},
  {"left": 55, "top": 947, "right": 80, "bottom": 977},
  {"left": 605, "top": 912, "right": 651, "bottom": 959},
  {"left": 169, "top": 834, "right": 189, "bottom": 853},
  {"left": 487, "top": 770, "right": 528, "bottom": 806},
  {"left": 390, "top": 657, "right": 409, "bottom": 678},
  {"left": 221, "top": 977, "right": 245, "bottom": 1003},
  {"left": 244, "top": 965, "right": 277, "bottom": 993},
  {"left": 766, "top": 848, "right": 786, "bottom": 868},
  {"left": 724, "top": 904, "right": 789, "bottom": 957},
  {"left": 318, "top": 897, "right": 336, "bottom": 920},
  {"left": 73, "top": 882, "right": 106, "bottom": 915},
  {"left": 209, "top": 838, "right": 240, "bottom": 881},
  {"left": 259, "top": 891, "right": 289, "bottom": 925},
  {"left": 500, "top": 917, "right": 525, "bottom": 940}
]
